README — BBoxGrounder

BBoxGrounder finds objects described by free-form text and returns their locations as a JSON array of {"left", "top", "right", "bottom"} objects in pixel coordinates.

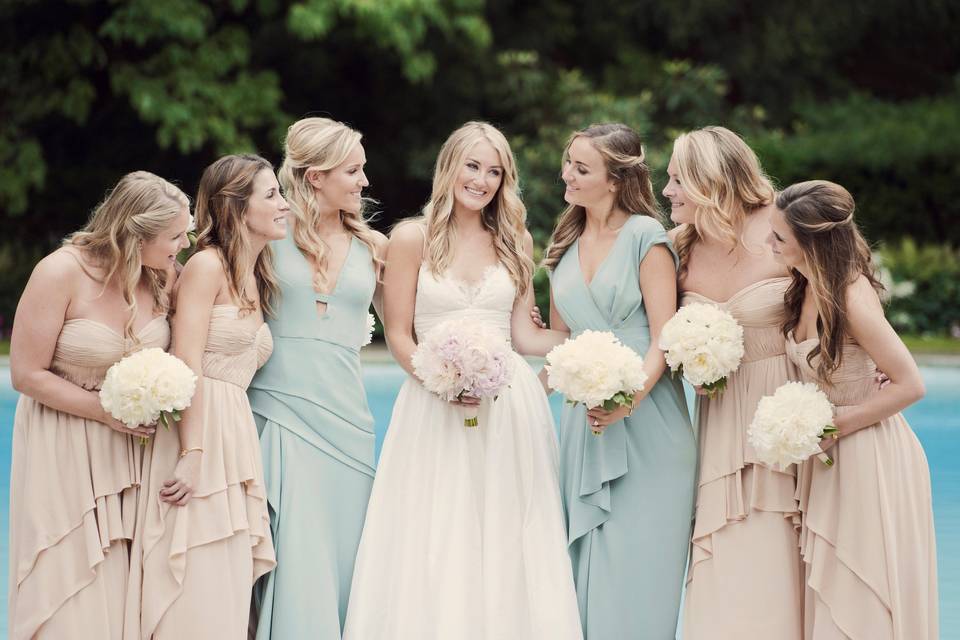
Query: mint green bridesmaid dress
[
  {"left": 550, "top": 215, "right": 698, "bottom": 639},
  {"left": 248, "top": 232, "right": 376, "bottom": 639}
]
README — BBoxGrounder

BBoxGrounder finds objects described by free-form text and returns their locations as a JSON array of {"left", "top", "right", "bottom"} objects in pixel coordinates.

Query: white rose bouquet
[
  {"left": 659, "top": 302, "right": 744, "bottom": 398},
  {"left": 545, "top": 330, "right": 648, "bottom": 435},
  {"left": 747, "top": 381, "right": 839, "bottom": 468},
  {"left": 362, "top": 312, "right": 376, "bottom": 347},
  {"left": 99, "top": 347, "right": 198, "bottom": 444},
  {"left": 411, "top": 318, "right": 515, "bottom": 427}
]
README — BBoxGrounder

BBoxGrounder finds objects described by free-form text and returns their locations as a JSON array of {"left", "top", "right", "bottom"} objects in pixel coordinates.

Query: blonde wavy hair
[
  {"left": 278, "top": 117, "right": 382, "bottom": 290},
  {"left": 194, "top": 154, "right": 281, "bottom": 318},
  {"left": 542, "top": 123, "right": 661, "bottom": 271},
  {"left": 65, "top": 171, "right": 188, "bottom": 341},
  {"left": 778, "top": 180, "right": 883, "bottom": 382},
  {"left": 419, "top": 121, "right": 533, "bottom": 298},
  {"left": 670, "top": 126, "right": 775, "bottom": 280}
]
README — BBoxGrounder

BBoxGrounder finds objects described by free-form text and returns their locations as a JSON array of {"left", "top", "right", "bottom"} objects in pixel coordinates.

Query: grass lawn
[
  {"left": 0, "top": 340, "right": 7, "bottom": 356},
  {"left": 902, "top": 334, "right": 960, "bottom": 355}
]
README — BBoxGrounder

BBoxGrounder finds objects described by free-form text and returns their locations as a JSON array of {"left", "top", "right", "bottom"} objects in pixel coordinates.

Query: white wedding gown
[{"left": 343, "top": 263, "right": 583, "bottom": 640}]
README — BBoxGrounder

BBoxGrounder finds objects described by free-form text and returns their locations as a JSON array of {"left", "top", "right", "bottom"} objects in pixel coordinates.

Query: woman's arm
[
  {"left": 370, "top": 230, "right": 389, "bottom": 323},
  {"left": 10, "top": 252, "right": 154, "bottom": 437},
  {"left": 587, "top": 244, "right": 677, "bottom": 430},
  {"left": 160, "top": 250, "right": 222, "bottom": 505},
  {"left": 382, "top": 223, "right": 424, "bottom": 378},
  {"left": 831, "top": 276, "right": 925, "bottom": 437},
  {"left": 511, "top": 233, "right": 569, "bottom": 357}
]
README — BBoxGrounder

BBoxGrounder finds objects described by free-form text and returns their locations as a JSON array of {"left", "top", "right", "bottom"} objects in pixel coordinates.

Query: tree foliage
[{"left": 1, "top": 0, "right": 959, "bottom": 332}]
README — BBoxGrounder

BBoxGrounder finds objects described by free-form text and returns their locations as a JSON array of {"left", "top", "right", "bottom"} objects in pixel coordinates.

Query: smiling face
[
  {"left": 767, "top": 206, "right": 805, "bottom": 270},
  {"left": 561, "top": 136, "right": 615, "bottom": 209},
  {"left": 140, "top": 205, "right": 192, "bottom": 269},
  {"left": 662, "top": 155, "right": 695, "bottom": 225},
  {"left": 244, "top": 169, "right": 289, "bottom": 242},
  {"left": 451, "top": 140, "right": 503, "bottom": 214},
  {"left": 312, "top": 142, "right": 369, "bottom": 215}
]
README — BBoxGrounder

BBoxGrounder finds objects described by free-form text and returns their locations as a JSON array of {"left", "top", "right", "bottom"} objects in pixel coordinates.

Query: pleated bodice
[
  {"left": 787, "top": 336, "right": 881, "bottom": 407},
  {"left": 51, "top": 315, "right": 170, "bottom": 389},
  {"left": 202, "top": 305, "right": 273, "bottom": 389},
  {"left": 683, "top": 277, "right": 788, "bottom": 364}
]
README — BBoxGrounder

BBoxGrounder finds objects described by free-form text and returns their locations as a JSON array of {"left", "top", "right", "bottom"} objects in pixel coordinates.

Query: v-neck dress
[
  {"left": 248, "top": 232, "right": 377, "bottom": 639},
  {"left": 550, "top": 214, "right": 697, "bottom": 640}
]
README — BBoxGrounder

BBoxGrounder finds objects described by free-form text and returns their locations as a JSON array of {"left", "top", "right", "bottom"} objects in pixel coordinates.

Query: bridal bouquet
[
  {"left": 659, "top": 302, "right": 744, "bottom": 398},
  {"left": 545, "top": 330, "right": 648, "bottom": 435},
  {"left": 99, "top": 347, "right": 198, "bottom": 444},
  {"left": 411, "top": 318, "right": 514, "bottom": 427},
  {"left": 747, "top": 381, "right": 838, "bottom": 468}
]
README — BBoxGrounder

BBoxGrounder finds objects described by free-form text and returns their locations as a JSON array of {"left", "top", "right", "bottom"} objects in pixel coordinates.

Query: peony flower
[
  {"left": 747, "top": 381, "right": 838, "bottom": 469},
  {"left": 411, "top": 318, "right": 514, "bottom": 427},
  {"left": 545, "top": 331, "right": 647, "bottom": 434},
  {"left": 659, "top": 302, "right": 744, "bottom": 397},
  {"left": 99, "top": 347, "right": 197, "bottom": 444}
]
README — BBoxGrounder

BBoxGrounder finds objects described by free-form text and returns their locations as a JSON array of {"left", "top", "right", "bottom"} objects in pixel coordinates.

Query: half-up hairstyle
[
  {"left": 194, "top": 154, "right": 281, "bottom": 318},
  {"left": 542, "top": 123, "right": 660, "bottom": 271},
  {"left": 421, "top": 121, "right": 534, "bottom": 298},
  {"left": 670, "top": 126, "right": 775, "bottom": 280},
  {"left": 278, "top": 117, "right": 383, "bottom": 290},
  {"left": 778, "top": 180, "right": 884, "bottom": 381},
  {"left": 65, "top": 171, "right": 189, "bottom": 341}
]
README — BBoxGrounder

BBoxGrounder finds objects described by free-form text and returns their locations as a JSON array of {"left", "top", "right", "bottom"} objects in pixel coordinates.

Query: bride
[{"left": 343, "top": 122, "right": 583, "bottom": 640}]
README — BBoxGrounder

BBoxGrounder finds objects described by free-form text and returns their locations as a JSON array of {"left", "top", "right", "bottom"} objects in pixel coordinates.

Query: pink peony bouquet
[{"left": 411, "top": 317, "right": 514, "bottom": 427}]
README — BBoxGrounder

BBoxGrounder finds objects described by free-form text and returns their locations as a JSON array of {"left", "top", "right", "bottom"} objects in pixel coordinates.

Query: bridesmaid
[
  {"left": 543, "top": 123, "right": 697, "bottom": 639},
  {"left": 8, "top": 172, "right": 190, "bottom": 639},
  {"left": 248, "top": 117, "right": 387, "bottom": 638},
  {"left": 664, "top": 126, "right": 801, "bottom": 639},
  {"left": 770, "top": 180, "right": 938, "bottom": 639},
  {"left": 126, "top": 155, "right": 283, "bottom": 638}
]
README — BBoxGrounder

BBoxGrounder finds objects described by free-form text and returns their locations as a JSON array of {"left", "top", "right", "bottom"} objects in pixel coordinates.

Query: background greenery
[{"left": 2, "top": 0, "right": 958, "bottom": 339}]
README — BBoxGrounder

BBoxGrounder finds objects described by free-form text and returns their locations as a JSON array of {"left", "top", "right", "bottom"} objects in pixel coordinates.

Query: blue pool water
[{"left": 1, "top": 364, "right": 958, "bottom": 637}]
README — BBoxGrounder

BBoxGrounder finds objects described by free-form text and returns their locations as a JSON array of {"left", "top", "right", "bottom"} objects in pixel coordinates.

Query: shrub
[{"left": 877, "top": 239, "right": 960, "bottom": 336}]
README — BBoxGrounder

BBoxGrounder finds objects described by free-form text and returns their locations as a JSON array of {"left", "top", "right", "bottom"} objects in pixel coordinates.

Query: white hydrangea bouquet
[
  {"left": 545, "top": 330, "right": 648, "bottom": 435},
  {"left": 412, "top": 317, "right": 515, "bottom": 427},
  {"left": 747, "top": 381, "right": 838, "bottom": 468},
  {"left": 659, "top": 302, "right": 744, "bottom": 398},
  {"left": 362, "top": 312, "right": 376, "bottom": 347},
  {"left": 99, "top": 347, "right": 198, "bottom": 444}
]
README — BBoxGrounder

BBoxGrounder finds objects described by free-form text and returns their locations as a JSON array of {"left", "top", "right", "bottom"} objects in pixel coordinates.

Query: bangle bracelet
[{"left": 179, "top": 447, "right": 203, "bottom": 458}]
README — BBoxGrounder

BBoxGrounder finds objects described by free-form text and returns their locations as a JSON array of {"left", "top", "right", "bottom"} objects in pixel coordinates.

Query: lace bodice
[{"left": 414, "top": 263, "right": 515, "bottom": 343}]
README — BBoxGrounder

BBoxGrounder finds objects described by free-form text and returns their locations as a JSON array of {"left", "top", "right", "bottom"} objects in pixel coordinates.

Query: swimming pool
[{"left": 1, "top": 364, "right": 958, "bottom": 638}]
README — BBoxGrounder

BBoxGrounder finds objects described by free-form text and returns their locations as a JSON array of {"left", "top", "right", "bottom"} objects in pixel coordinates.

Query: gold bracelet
[{"left": 179, "top": 447, "right": 203, "bottom": 458}]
